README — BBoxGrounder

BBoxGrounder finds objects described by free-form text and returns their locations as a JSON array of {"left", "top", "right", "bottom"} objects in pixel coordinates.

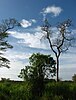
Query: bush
[{"left": 72, "top": 74, "right": 76, "bottom": 82}]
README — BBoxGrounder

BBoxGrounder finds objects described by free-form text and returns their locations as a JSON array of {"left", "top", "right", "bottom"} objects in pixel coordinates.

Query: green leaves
[
  {"left": 0, "top": 56, "right": 10, "bottom": 68},
  {"left": 18, "top": 53, "right": 56, "bottom": 81}
]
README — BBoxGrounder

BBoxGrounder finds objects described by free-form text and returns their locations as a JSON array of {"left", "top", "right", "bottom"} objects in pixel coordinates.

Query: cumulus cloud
[
  {"left": 34, "top": 26, "right": 42, "bottom": 32},
  {"left": 20, "top": 19, "right": 36, "bottom": 28},
  {"left": 20, "top": 19, "right": 32, "bottom": 28},
  {"left": 41, "top": 5, "right": 62, "bottom": 18},
  {"left": 0, "top": 60, "right": 26, "bottom": 81},
  {"left": 8, "top": 30, "right": 50, "bottom": 50},
  {"left": 5, "top": 51, "right": 31, "bottom": 61}
]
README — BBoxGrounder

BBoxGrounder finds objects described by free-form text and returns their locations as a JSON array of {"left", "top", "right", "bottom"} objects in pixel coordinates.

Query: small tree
[
  {"left": 18, "top": 53, "right": 56, "bottom": 81},
  {"left": 72, "top": 74, "right": 76, "bottom": 82},
  {"left": 0, "top": 18, "right": 20, "bottom": 68},
  {"left": 18, "top": 53, "right": 56, "bottom": 97},
  {"left": 41, "top": 19, "right": 75, "bottom": 81}
]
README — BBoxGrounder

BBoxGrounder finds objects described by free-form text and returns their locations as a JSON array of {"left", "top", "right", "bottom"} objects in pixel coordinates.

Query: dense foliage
[
  {"left": 18, "top": 53, "right": 56, "bottom": 98},
  {"left": 18, "top": 53, "right": 56, "bottom": 81},
  {"left": 0, "top": 81, "right": 76, "bottom": 100}
]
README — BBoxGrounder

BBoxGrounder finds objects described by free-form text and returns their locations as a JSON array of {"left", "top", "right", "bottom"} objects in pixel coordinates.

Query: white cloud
[
  {"left": 20, "top": 19, "right": 36, "bottom": 28},
  {"left": 34, "top": 26, "right": 42, "bottom": 32},
  {"left": 0, "top": 60, "right": 26, "bottom": 81},
  {"left": 5, "top": 51, "right": 31, "bottom": 61},
  {"left": 9, "top": 30, "right": 50, "bottom": 50},
  {"left": 42, "top": 5, "right": 62, "bottom": 17},
  {"left": 20, "top": 19, "right": 32, "bottom": 28}
]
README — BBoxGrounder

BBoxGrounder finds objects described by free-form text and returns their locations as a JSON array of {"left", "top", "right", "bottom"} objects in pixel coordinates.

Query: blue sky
[{"left": 0, "top": 0, "right": 76, "bottom": 81}]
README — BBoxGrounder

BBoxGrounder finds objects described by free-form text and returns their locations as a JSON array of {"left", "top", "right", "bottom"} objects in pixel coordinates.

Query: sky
[{"left": 0, "top": 0, "right": 76, "bottom": 81}]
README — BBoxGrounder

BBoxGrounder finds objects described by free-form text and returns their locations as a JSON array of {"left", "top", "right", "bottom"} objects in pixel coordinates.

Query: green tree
[
  {"left": 18, "top": 53, "right": 56, "bottom": 81},
  {"left": 0, "top": 18, "right": 20, "bottom": 68},
  {"left": 18, "top": 53, "right": 56, "bottom": 98},
  {"left": 41, "top": 19, "right": 74, "bottom": 81}
]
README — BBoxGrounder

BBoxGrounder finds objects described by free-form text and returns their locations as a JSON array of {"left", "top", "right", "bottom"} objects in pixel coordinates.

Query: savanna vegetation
[
  {"left": 0, "top": 80, "right": 76, "bottom": 100},
  {"left": 2, "top": 53, "right": 74, "bottom": 100},
  {"left": 0, "top": 18, "right": 76, "bottom": 100}
]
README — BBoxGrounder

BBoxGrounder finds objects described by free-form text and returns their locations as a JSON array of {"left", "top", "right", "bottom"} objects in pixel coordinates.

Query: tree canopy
[{"left": 18, "top": 53, "right": 56, "bottom": 81}]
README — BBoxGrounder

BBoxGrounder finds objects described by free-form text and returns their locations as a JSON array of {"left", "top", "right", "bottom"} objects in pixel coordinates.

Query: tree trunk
[{"left": 56, "top": 56, "right": 59, "bottom": 82}]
